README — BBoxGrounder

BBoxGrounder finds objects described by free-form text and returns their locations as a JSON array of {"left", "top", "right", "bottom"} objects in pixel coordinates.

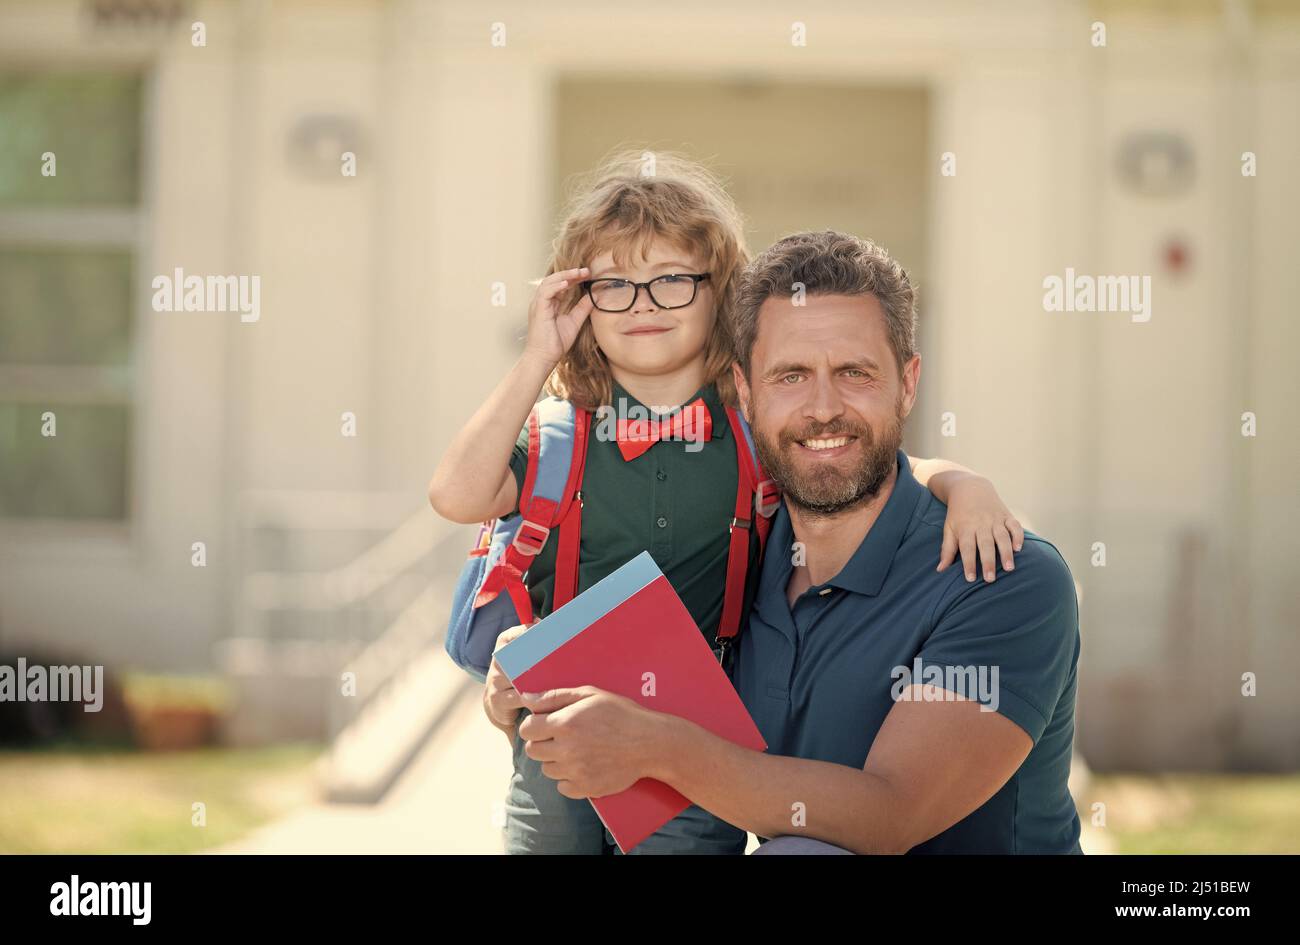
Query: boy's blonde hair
[{"left": 542, "top": 149, "right": 749, "bottom": 410}]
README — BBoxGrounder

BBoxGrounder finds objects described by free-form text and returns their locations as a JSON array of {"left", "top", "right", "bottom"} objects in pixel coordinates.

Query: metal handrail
[
  {"left": 321, "top": 515, "right": 465, "bottom": 739},
  {"left": 239, "top": 492, "right": 453, "bottom": 610},
  {"left": 233, "top": 490, "right": 470, "bottom": 740}
]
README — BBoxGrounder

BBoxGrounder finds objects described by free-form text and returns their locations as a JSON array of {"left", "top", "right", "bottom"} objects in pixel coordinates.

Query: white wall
[{"left": 1, "top": 0, "right": 1295, "bottom": 766}]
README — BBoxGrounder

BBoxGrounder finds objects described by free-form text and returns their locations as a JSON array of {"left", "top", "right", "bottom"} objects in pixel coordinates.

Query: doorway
[{"left": 553, "top": 75, "right": 934, "bottom": 453}]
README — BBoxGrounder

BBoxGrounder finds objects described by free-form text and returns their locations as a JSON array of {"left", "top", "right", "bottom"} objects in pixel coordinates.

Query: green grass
[
  {"left": 1087, "top": 773, "right": 1300, "bottom": 854},
  {"left": 0, "top": 742, "right": 323, "bottom": 854}
]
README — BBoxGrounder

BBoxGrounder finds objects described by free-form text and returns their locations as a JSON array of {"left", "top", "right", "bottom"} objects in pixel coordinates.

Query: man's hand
[
  {"left": 482, "top": 624, "right": 530, "bottom": 740},
  {"left": 517, "top": 687, "right": 666, "bottom": 799}
]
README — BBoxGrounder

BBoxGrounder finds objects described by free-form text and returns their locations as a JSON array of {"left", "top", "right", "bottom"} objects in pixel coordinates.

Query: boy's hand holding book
[{"left": 483, "top": 623, "right": 531, "bottom": 740}]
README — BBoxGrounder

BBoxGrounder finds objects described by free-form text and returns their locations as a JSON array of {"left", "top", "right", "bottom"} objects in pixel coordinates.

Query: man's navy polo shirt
[{"left": 733, "top": 450, "right": 1082, "bottom": 854}]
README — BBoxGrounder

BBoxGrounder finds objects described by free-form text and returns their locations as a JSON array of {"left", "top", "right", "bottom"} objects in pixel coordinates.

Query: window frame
[{"left": 0, "top": 64, "right": 155, "bottom": 555}]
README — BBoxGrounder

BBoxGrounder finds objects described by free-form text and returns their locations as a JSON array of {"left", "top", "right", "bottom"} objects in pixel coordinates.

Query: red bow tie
[{"left": 614, "top": 398, "right": 712, "bottom": 461}]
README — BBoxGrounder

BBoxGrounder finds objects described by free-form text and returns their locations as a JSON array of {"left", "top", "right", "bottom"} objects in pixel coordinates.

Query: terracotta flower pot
[{"left": 128, "top": 704, "right": 217, "bottom": 751}]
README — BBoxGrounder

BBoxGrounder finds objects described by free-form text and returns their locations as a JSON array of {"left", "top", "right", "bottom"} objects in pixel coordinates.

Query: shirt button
[
  {"left": 656, "top": 470, "right": 667, "bottom": 481},
  {"left": 818, "top": 587, "right": 833, "bottom": 596},
  {"left": 656, "top": 516, "right": 668, "bottom": 528}
]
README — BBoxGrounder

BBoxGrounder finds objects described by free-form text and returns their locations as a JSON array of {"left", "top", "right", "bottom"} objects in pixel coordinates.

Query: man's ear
[
  {"left": 731, "top": 361, "right": 751, "bottom": 422},
  {"left": 899, "top": 354, "right": 921, "bottom": 420}
]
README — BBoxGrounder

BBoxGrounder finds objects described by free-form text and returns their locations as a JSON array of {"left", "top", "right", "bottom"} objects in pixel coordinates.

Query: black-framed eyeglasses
[{"left": 580, "top": 273, "right": 710, "bottom": 313}]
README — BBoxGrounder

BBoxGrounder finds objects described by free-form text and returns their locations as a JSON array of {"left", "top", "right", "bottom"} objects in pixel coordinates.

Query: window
[{"left": 0, "top": 71, "right": 143, "bottom": 521}]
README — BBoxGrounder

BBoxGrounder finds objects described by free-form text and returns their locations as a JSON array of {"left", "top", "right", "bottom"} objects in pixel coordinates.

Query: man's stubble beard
[{"left": 751, "top": 396, "right": 905, "bottom": 518}]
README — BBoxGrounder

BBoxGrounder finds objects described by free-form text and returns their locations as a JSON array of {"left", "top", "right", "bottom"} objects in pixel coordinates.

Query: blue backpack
[{"left": 443, "top": 395, "right": 778, "bottom": 681}]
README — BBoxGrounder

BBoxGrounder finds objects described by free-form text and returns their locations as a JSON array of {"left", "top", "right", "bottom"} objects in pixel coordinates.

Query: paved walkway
[{"left": 211, "top": 687, "right": 512, "bottom": 854}]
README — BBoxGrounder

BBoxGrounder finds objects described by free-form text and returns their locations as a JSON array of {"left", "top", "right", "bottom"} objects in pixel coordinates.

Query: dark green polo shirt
[
  {"left": 734, "top": 450, "right": 1082, "bottom": 853},
  {"left": 505, "top": 381, "right": 760, "bottom": 644}
]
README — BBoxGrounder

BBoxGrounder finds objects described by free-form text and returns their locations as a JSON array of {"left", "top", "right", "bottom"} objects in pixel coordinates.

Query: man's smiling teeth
[{"left": 800, "top": 436, "right": 852, "bottom": 450}]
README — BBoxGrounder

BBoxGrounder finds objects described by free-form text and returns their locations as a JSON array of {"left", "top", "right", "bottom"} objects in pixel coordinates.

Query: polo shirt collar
[
  {"left": 760, "top": 449, "right": 926, "bottom": 603},
  {"left": 609, "top": 378, "right": 727, "bottom": 440},
  {"left": 825, "top": 450, "right": 926, "bottom": 596}
]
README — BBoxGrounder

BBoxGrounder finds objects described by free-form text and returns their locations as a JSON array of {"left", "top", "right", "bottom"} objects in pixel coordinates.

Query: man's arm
[
  {"left": 519, "top": 683, "right": 1031, "bottom": 854},
  {"left": 654, "top": 685, "right": 1030, "bottom": 853}
]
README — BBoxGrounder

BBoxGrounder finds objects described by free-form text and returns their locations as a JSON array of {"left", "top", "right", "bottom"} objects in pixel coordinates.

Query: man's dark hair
[{"left": 731, "top": 230, "right": 918, "bottom": 377}]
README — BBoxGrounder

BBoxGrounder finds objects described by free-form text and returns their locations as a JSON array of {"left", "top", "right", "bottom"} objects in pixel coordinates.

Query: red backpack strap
[
  {"left": 475, "top": 400, "right": 585, "bottom": 622},
  {"left": 551, "top": 407, "right": 590, "bottom": 608},
  {"left": 733, "top": 407, "right": 780, "bottom": 548},
  {"left": 475, "top": 409, "right": 545, "bottom": 623},
  {"left": 716, "top": 407, "right": 780, "bottom": 656}
]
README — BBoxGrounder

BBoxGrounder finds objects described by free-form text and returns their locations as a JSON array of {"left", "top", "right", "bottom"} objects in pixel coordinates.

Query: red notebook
[{"left": 494, "top": 551, "right": 767, "bottom": 852}]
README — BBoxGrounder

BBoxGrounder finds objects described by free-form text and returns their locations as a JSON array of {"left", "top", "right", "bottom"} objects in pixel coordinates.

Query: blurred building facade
[{"left": 0, "top": 0, "right": 1297, "bottom": 769}]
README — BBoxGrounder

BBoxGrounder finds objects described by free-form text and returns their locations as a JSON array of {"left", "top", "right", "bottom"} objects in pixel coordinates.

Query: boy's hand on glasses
[
  {"left": 523, "top": 267, "right": 595, "bottom": 367},
  {"left": 483, "top": 623, "right": 532, "bottom": 740}
]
